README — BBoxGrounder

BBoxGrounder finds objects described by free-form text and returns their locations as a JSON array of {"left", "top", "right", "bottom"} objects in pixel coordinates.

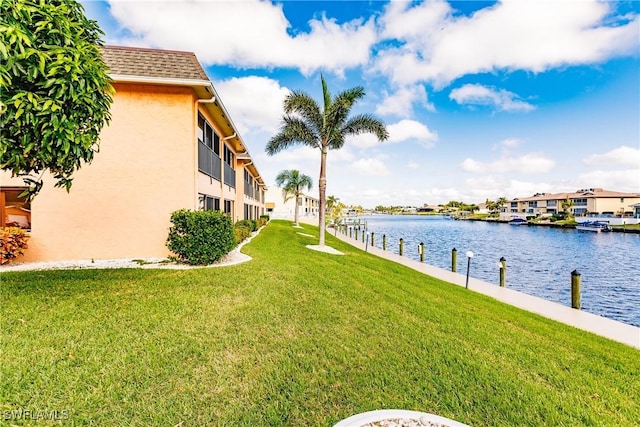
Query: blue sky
[{"left": 82, "top": 0, "right": 639, "bottom": 207}]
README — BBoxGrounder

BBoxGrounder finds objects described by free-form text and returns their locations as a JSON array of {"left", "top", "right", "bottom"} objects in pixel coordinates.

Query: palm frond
[
  {"left": 321, "top": 75, "right": 332, "bottom": 112},
  {"left": 321, "top": 86, "right": 366, "bottom": 146},
  {"left": 341, "top": 114, "right": 389, "bottom": 141},
  {"left": 266, "top": 116, "right": 321, "bottom": 155},
  {"left": 275, "top": 169, "right": 313, "bottom": 202},
  {"left": 284, "top": 92, "right": 323, "bottom": 133}
]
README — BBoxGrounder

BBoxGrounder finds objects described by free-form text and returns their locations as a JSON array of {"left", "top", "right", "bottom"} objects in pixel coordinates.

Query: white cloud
[
  {"left": 449, "top": 84, "right": 535, "bottom": 112},
  {"left": 107, "top": 0, "right": 377, "bottom": 75},
  {"left": 377, "top": 0, "right": 640, "bottom": 87},
  {"left": 576, "top": 169, "right": 640, "bottom": 193},
  {"left": 269, "top": 145, "right": 355, "bottom": 163},
  {"left": 387, "top": 119, "right": 438, "bottom": 145},
  {"left": 349, "top": 133, "right": 381, "bottom": 149},
  {"left": 348, "top": 119, "right": 437, "bottom": 149},
  {"left": 215, "top": 76, "right": 289, "bottom": 136},
  {"left": 408, "top": 162, "right": 420, "bottom": 169},
  {"left": 375, "top": 84, "right": 434, "bottom": 117},
  {"left": 269, "top": 146, "right": 318, "bottom": 162},
  {"left": 460, "top": 152, "right": 555, "bottom": 174},
  {"left": 351, "top": 158, "right": 390, "bottom": 176},
  {"left": 500, "top": 138, "right": 523, "bottom": 149},
  {"left": 582, "top": 146, "right": 640, "bottom": 169}
]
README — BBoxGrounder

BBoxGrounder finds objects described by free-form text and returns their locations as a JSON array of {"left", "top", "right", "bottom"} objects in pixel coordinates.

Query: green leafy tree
[
  {"left": 1, "top": 0, "right": 113, "bottom": 199},
  {"left": 266, "top": 75, "right": 388, "bottom": 246},
  {"left": 326, "top": 195, "right": 339, "bottom": 211},
  {"left": 485, "top": 198, "right": 496, "bottom": 214},
  {"left": 326, "top": 195, "right": 340, "bottom": 224},
  {"left": 275, "top": 169, "right": 313, "bottom": 227}
]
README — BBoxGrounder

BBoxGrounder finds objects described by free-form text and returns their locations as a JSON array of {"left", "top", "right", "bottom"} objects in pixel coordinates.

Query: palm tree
[
  {"left": 275, "top": 169, "right": 313, "bottom": 227},
  {"left": 266, "top": 76, "right": 388, "bottom": 246},
  {"left": 485, "top": 198, "right": 496, "bottom": 214},
  {"left": 326, "top": 195, "right": 339, "bottom": 211},
  {"left": 496, "top": 197, "right": 508, "bottom": 213},
  {"left": 561, "top": 197, "right": 574, "bottom": 218}
]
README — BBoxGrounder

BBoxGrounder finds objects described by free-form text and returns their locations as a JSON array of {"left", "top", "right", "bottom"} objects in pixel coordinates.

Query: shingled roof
[{"left": 101, "top": 45, "right": 209, "bottom": 81}]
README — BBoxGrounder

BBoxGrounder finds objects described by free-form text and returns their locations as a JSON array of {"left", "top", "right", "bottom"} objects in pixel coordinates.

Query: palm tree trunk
[
  {"left": 294, "top": 194, "right": 300, "bottom": 226},
  {"left": 318, "top": 149, "right": 327, "bottom": 246}
]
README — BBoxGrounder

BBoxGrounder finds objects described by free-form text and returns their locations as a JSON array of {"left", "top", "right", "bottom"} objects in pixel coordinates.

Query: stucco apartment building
[
  {"left": 1, "top": 46, "right": 265, "bottom": 262},
  {"left": 265, "top": 186, "right": 319, "bottom": 218},
  {"left": 506, "top": 188, "right": 640, "bottom": 217}
]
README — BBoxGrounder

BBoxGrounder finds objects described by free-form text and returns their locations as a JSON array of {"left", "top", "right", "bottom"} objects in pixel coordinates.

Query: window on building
[
  {"left": 224, "top": 199, "right": 233, "bottom": 215},
  {"left": 1, "top": 188, "right": 31, "bottom": 230},
  {"left": 198, "top": 113, "right": 222, "bottom": 180},
  {"left": 198, "top": 113, "right": 220, "bottom": 154},
  {"left": 198, "top": 194, "right": 220, "bottom": 211},
  {"left": 223, "top": 145, "right": 234, "bottom": 167}
]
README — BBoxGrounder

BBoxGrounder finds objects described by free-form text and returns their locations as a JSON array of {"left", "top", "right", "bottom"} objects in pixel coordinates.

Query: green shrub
[
  {"left": 259, "top": 214, "right": 270, "bottom": 222},
  {"left": 1, "top": 227, "right": 30, "bottom": 264},
  {"left": 235, "top": 219, "right": 256, "bottom": 232},
  {"left": 250, "top": 219, "right": 258, "bottom": 231},
  {"left": 166, "top": 210, "right": 235, "bottom": 265},
  {"left": 234, "top": 225, "right": 251, "bottom": 244}
]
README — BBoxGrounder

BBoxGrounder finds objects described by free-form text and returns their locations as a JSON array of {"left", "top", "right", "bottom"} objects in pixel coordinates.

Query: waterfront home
[
  {"left": 505, "top": 188, "right": 640, "bottom": 218},
  {"left": 265, "top": 186, "right": 319, "bottom": 218},
  {"left": 0, "top": 46, "right": 265, "bottom": 262}
]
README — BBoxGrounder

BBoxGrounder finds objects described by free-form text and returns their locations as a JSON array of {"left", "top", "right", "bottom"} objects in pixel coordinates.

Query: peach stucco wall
[
  {"left": 6, "top": 83, "right": 198, "bottom": 261},
  {"left": 589, "top": 197, "right": 640, "bottom": 214}
]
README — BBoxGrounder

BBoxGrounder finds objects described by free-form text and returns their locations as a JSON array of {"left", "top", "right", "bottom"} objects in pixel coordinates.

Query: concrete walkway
[{"left": 329, "top": 227, "right": 640, "bottom": 350}]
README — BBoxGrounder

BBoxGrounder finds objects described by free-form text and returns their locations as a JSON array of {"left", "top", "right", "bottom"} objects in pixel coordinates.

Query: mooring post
[
  {"left": 399, "top": 238, "right": 404, "bottom": 256},
  {"left": 355, "top": 228, "right": 359, "bottom": 241},
  {"left": 571, "top": 270, "right": 581, "bottom": 309},
  {"left": 361, "top": 229, "right": 365, "bottom": 243},
  {"left": 349, "top": 227, "right": 352, "bottom": 238},
  {"left": 451, "top": 248, "right": 457, "bottom": 273},
  {"left": 419, "top": 242, "right": 424, "bottom": 262},
  {"left": 499, "top": 257, "right": 506, "bottom": 287},
  {"left": 383, "top": 234, "right": 387, "bottom": 251},
  {"left": 465, "top": 251, "right": 474, "bottom": 289},
  {"left": 371, "top": 232, "right": 375, "bottom": 247}
]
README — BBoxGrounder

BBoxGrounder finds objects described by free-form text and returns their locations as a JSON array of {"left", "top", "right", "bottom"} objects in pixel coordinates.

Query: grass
[
  {"left": 1, "top": 220, "right": 639, "bottom": 426},
  {"left": 611, "top": 223, "right": 640, "bottom": 231}
]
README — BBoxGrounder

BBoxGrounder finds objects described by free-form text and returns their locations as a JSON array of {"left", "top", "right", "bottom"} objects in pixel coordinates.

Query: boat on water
[
  {"left": 509, "top": 217, "right": 528, "bottom": 225},
  {"left": 576, "top": 221, "right": 612, "bottom": 232}
]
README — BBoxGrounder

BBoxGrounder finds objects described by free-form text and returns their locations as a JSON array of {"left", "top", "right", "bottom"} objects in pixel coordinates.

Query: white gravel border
[{"left": 1, "top": 227, "right": 262, "bottom": 272}]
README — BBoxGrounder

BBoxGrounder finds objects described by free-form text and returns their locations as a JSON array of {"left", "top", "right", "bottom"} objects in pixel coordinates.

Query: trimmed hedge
[
  {"left": 235, "top": 219, "right": 256, "bottom": 232},
  {"left": 166, "top": 210, "right": 235, "bottom": 265}
]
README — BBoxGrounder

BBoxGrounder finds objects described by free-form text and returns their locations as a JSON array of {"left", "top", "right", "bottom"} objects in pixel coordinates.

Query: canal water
[{"left": 356, "top": 215, "right": 640, "bottom": 327}]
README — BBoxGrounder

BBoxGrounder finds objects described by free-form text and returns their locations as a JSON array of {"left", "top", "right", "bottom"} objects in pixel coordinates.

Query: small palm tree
[
  {"left": 326, "top": 195, "right": 339, "bottom": 211},
  {"left": 485, "top": 199, "right": 496, "bottom": 214},
  {"left": 275, "top": 169, "right": 313, "bottom": 227},
  {"left": 266, "top": 76, "right": 388, "bottom": 247},
  {"left": 562, "top": 197, "right": 575, "bottom": 218},
  {"left": 496, "top": 197, "right": 508, "bottom": 213}
]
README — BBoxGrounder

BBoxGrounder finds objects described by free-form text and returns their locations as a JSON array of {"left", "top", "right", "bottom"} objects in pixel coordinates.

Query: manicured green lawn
[{"left": 2, "top": 220, "right": 638, "bottom": 426}]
